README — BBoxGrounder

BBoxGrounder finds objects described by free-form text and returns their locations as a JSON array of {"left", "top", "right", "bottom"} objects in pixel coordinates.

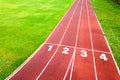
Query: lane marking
[
  {"left": 69, "top": 0, "right": 83, "bottom": 79},
  {"left": 63, "top": 0, "right": 83, "bottom": 79},
  {"left": 86, "top": 0, "right": 98, "bottom": 79},
  {"left": 111, "top": 54, "right": 120, "bottom": 75},
  {"left": 45, "top": 43, "right": 111, "bottom": 54},
  {"left": 45, "top": 43, "right": 75, "bottom": 49},
  {"left": 36, "top": 0, "right": 81, "bottom": 79},
  {"left": 63, "top": 57, "right": 73, "bottom": 80}
]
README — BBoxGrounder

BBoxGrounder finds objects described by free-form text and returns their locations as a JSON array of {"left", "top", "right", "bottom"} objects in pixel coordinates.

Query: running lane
[
  {"left": 71, "top": 0, "right": 96, "bottom": 79},
  {"left": 87, "top": 0, "right": 120, "bottom": 79}
]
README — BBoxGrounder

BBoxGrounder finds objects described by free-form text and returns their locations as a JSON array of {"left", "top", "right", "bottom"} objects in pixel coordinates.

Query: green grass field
[
  {"left": 91, "top": 0, "right": 120, "bottom": 67},
  {"left": 0, "top": 0, "right": 120, "bottom": 79},
  {"left": 0, "top": 0, "right": 73, "bottom": 79}
]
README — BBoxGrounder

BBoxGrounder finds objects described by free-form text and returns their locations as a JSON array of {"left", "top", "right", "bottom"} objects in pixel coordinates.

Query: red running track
[{"left": 6, "top": 0, "right": 120, "bottom": 80}]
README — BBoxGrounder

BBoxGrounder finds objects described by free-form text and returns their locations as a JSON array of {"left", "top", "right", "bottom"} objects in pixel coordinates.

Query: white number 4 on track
[{"left": 100, "top": 53, "right": 108, "bottom": 61}]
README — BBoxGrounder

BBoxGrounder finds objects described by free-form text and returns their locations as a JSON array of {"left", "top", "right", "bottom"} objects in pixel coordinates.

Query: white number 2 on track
[
  {"left": 100, "top": 53, "right": 108, "bottom": 61},
  {"left": 80, "top": 50, "right": 87, "bottom": 57},
  {"left": 48, "top": 45, "right": 53, "bottom": 51},
  {"left": 62, "top": 47, "right": 69, "bottom": 54}
]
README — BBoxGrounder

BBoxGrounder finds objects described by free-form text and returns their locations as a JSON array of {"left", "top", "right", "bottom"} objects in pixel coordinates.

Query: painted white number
[
  {"left": 48, "top": 45, "right": 53, "bottom": 51},
  {"left": 81, "top": 50, "right": 87, "bottom": 57},
  {"left": 62, "top": 47, "right": 69, "bottom": 54},
  {"left": 100, "top": 53, "right": 108, "bottom": 61}
]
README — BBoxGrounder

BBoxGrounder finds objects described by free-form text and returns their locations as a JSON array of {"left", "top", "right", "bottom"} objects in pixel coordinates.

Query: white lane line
[
  {"left": 45, "top": 43, "right": 75, "bottom": 49},
  {"left": 44, "top": 0, "right": 76, "bottom": 43},
  {"left": 45, "top": 43, "right": 59, "bottom": 46},
  {"left": 93, "top": 4, "right": 120, "bottom": 76},
  {"left": 45, "top": 43, "right": 111, "bottom": 54},
  {"left": 36, "top": 0, "right": 80, "bottom": 79},
  {"left": 63, "top": 55, "right": 73, "bottom": 80},
  {"left": 111, "top": 54, "right": 120, "bottom": 75},
  {"left": 69, "top": 51, "right": 76, "bottom": 80},
  {"left": 5, "top": 43, "right": 45, "bottom": 80},
  {"left": 86, "top": 0, "right": 98, "bottom": 80},
  {"left": 93, "top": 50, "right": 111, "bottom": 54},
  {"left": 63, "top": 0, "right": 83, "bottom": 79},
  {"left": 69, "top": 0, "right": 83, "bottom": 79}
]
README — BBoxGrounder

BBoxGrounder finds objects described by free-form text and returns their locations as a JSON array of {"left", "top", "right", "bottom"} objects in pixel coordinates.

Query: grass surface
[
  {"left": 91, "top": 0, "right": 120, "bottom": 68},
  {"left": 0, "top": 0, "right": 73, "bottom": 79}
]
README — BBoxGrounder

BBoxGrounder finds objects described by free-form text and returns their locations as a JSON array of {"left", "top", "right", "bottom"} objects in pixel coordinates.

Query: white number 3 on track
[{"left": 80, "top": 50, "right": 87, "bottom": 57}]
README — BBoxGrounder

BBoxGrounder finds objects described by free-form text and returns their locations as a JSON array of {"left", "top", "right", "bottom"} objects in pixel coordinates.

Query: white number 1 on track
[{"left": 48, "top": 45, "right": 53, "bottom": 51}]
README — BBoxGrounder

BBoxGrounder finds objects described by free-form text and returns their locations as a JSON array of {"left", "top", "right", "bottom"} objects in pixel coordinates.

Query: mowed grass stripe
[
  {"left": 91, "top": 0, "right": 120, "bottom": 68},
  {"left": 0, "top": 0, "right": 73, "bottom": 79}
]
